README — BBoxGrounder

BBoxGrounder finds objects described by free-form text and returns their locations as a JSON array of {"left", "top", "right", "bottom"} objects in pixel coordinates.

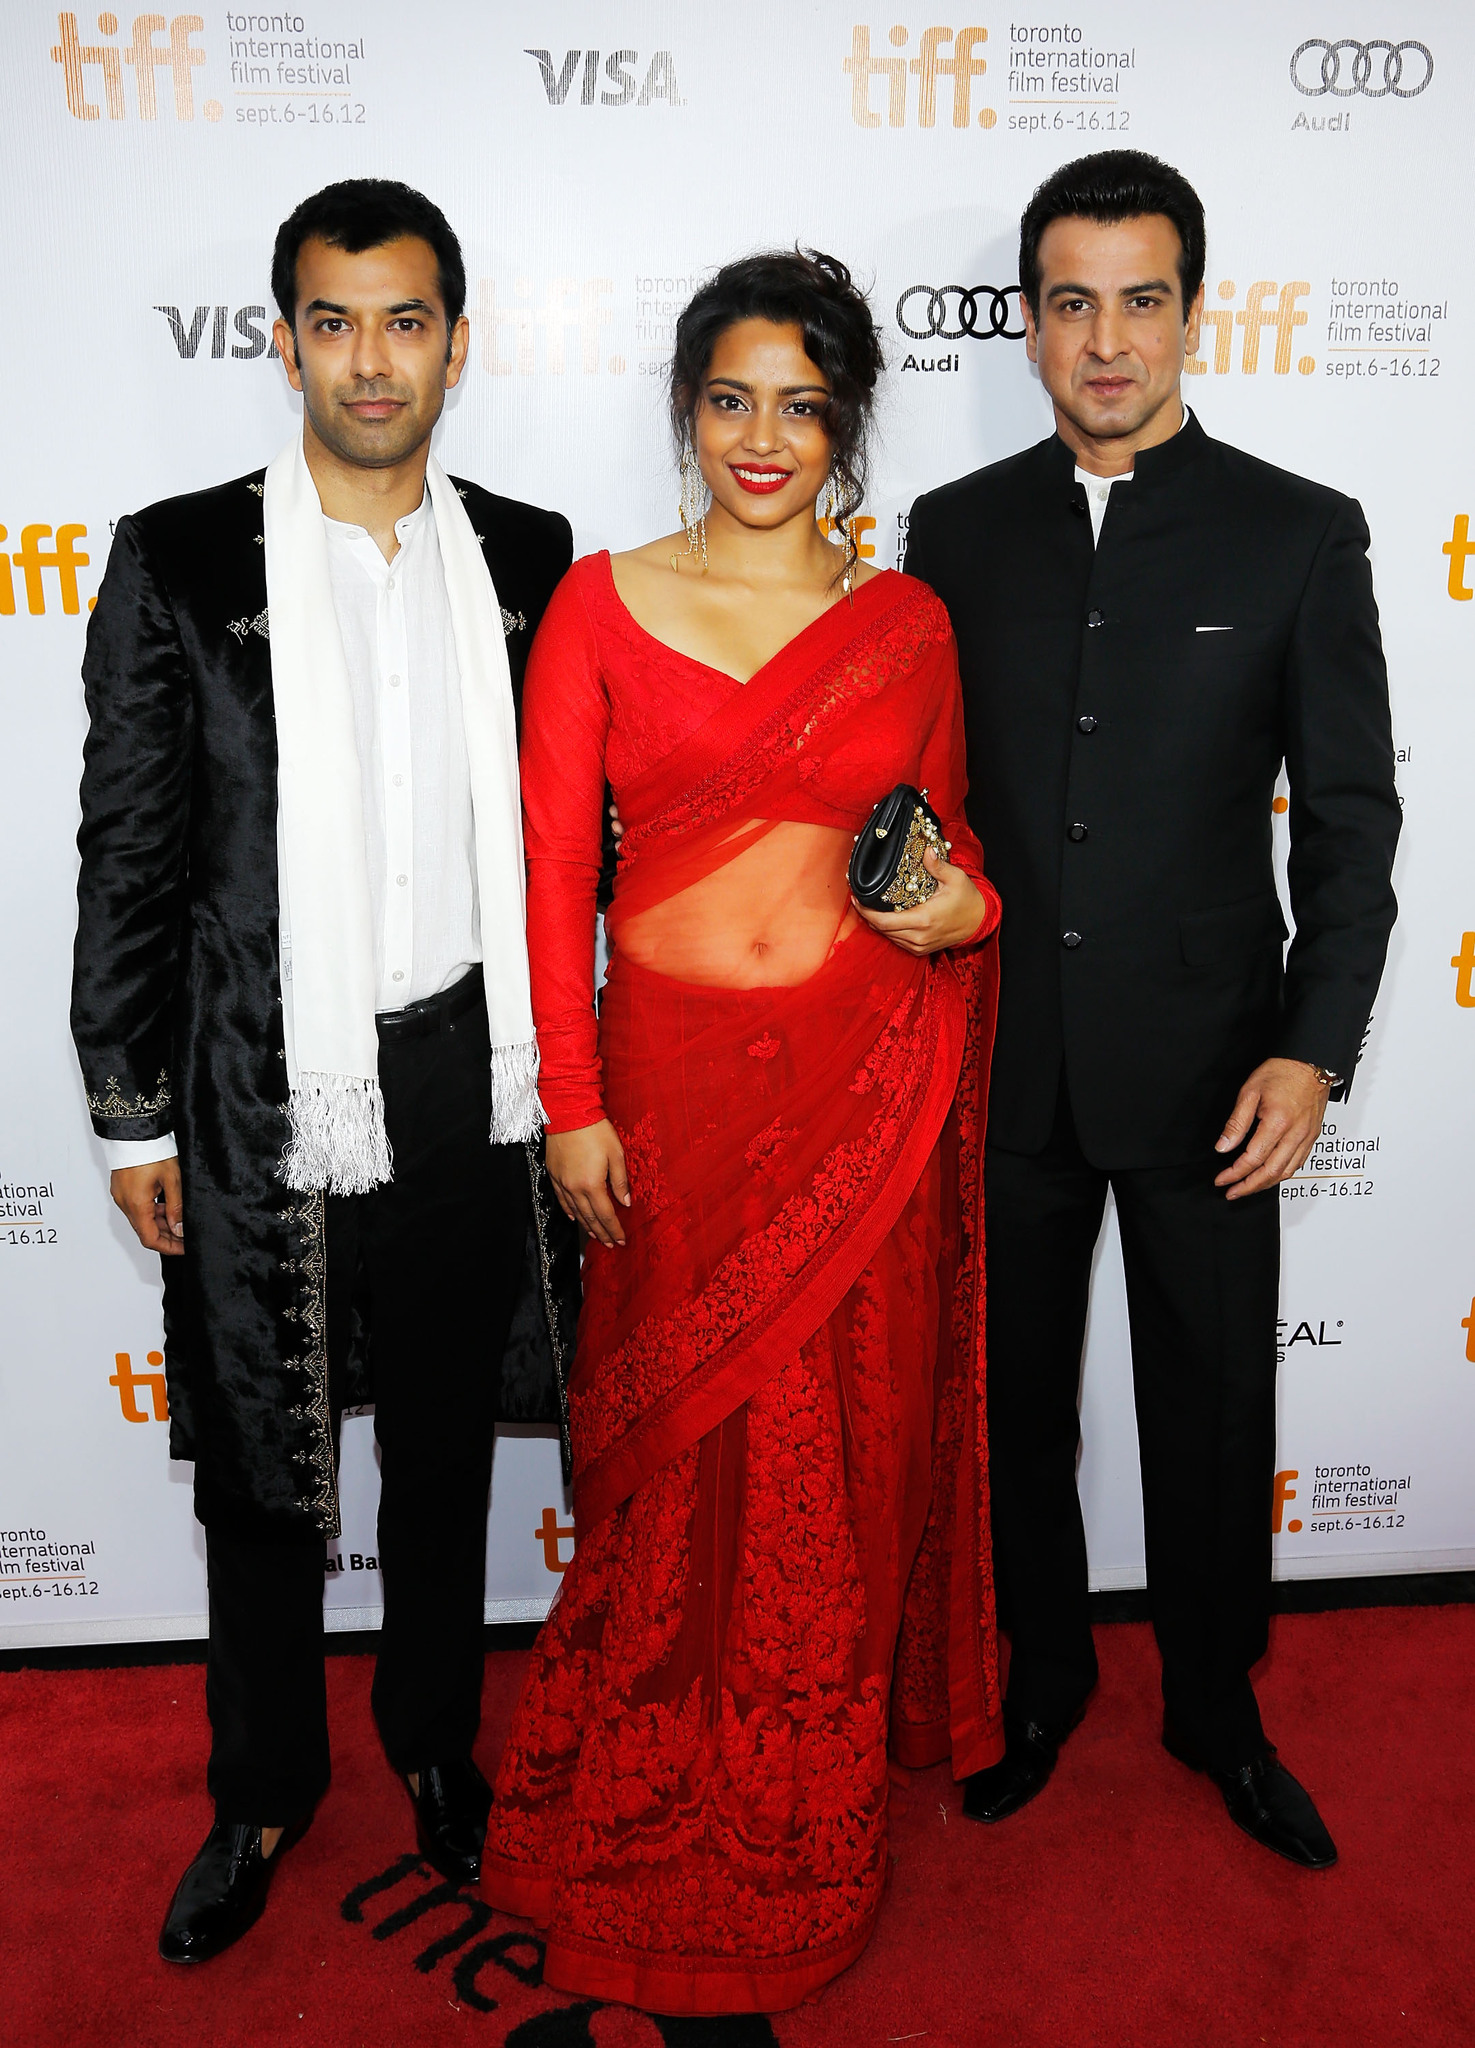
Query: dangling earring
[
  {"left": 820, "top": 474, "right": 859, "bottom": 601},
  {"left": 671, "top": 438, "right": 709, "bottom": 575}
]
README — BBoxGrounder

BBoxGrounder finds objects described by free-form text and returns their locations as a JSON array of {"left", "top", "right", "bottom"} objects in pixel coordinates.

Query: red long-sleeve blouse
[{"left": 519, "top": 553, "right": 989, "bottom": 1133}]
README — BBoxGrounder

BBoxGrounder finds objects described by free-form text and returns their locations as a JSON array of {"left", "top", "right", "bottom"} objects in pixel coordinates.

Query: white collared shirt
[
  {"left": 324, "top": 492, "right": 480, "bottom": 1016},
  {"left": 103, "top": 490, "right": 479, "bottom": 1169}
]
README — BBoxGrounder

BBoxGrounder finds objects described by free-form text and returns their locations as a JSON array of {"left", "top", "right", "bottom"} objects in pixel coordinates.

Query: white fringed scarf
[{"left": 264, "top": 433, "right": 542, "bottom": 1194}]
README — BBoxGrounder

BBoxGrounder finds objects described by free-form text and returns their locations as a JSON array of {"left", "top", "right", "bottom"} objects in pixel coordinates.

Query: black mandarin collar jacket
[
  {"left": 906, "top": 413, "right": 1400, "bottom": 1168},
  {"left": 71, "top": 469, "right": 577, "bottom": 1538}
]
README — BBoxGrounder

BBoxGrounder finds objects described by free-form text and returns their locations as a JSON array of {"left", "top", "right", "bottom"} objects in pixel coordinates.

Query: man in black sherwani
[
  {"left": 906, "top": 151, "right": 1400, "bottom": 1867},
  {"left": 72, "top": 181, "right": 576, "bottom": 1959}
]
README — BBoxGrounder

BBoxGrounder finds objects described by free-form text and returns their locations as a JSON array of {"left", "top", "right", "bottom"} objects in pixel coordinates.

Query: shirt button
[
  {"left": 386, "top": 578, "right": 396, "bottom": 591},
  {"left": 393, "top": 774, "right": 404, "bottom": 787},
  {"left": 396, "top": 874, "right": 408, "bottom": 886},
  {"left": 1077, "top": 715, "right": 1098, "bottom": 733},
  {"left": 389, "top": 674, "right": 402, "bottom": 687},
  {"left": 1062, "top": 930, "right": 1083, "bottom": 949},
  {"left": 1087, "top": 609, "right": 1104, "bottom": 628},
  {"left": 1068, "top": 822, "right": 1088, "bottom": 842},
  {"left": 392, "top": 970, "right": 405, "bottom": 982}
]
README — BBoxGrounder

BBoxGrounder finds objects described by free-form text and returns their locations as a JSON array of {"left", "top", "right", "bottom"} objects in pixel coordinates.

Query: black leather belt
[{"left": 375, "top": 964, "right": 484, "bottom": 1040}]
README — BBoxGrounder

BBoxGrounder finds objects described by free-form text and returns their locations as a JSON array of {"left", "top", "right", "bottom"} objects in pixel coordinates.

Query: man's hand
[
  {"left": 1214, "top": 1059, "right": 1330, "bottom": 1200},
  {"left": 111, "top": 1158, "right": 186, "bottom": 1254},
  {"left": 851, "top": 844, "right": 987, "bottom": 957},
  {"left": 546, "top": 1119, "right": 631, "bottom": 1248}
]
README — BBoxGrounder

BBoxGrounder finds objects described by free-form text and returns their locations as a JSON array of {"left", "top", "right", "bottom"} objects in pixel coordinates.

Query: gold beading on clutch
[{"left": 880, "top": 803, "right": 944, "bottom": 908}]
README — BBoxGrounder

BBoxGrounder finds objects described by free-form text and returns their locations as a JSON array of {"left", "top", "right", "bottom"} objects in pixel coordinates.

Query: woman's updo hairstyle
[{"left": 669, "top": 249, "right": 885, "bottom": 526}]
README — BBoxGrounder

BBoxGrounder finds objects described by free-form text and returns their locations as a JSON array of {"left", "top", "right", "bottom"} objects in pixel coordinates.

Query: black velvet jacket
[
  {"left": 907, "top": 416, "right": 1401, "bottom": 1168},
  {"left": 72, "top": 468, "right": 578, "bottom": 1538}
]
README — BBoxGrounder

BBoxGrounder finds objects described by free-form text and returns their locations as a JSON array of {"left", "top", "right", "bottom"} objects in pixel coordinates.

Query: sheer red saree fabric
[{"left": 485, "top": 556, "right": 1002, "bottom": 2014}]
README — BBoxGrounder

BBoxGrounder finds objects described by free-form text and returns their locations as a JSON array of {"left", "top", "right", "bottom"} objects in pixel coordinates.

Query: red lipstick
[{"left": 729, "top": 463, "right": 793, "bottom": 496}]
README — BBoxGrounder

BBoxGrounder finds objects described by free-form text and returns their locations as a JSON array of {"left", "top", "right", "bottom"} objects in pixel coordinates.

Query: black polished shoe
[
  {"left": 961, "top": 1704, "right": 1086, "bottom": 1824},
  {"left": 407, "top": 1758, "right": 493, "bottom": 1885},
  {"left": 1163, "top": 1721, "right": 1338, "bottom": 1869},
  {"left": 159, "top": 1817, "right": 303, "bottom": 1964}
]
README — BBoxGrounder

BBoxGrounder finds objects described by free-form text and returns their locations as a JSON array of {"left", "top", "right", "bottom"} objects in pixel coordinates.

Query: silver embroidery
[
  {"left": 247, "top": 481, "right": 264, "bottom": 498},
  {"left": 525, "top": 1141, "right": 573, "bottom": 1483},
  {"left": 501, "top": 607, "right": 528, "bottom": 637},
  {"left": 283, "top": 1189, "right": 338, "bottom": 1536},
  {"left": 87, "top": 1070, "right": 171, "bottom": 1120}
]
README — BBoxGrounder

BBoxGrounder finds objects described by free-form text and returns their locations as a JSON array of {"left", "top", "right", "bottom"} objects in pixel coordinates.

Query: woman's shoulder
[{"left": 876, "top": 566, "right": 954, "bottom": 643}]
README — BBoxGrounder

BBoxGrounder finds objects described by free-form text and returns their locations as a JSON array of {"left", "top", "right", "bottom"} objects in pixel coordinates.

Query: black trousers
[
  {"left": 985, "top": 1071, "right": 1281, "bottom": 1770},
  {"left": 205, "top": 970, "right": 531, "bottom": 1823}
]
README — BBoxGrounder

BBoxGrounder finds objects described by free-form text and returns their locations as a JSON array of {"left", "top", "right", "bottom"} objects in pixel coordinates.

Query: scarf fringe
[
  {"left": 490, "top": 1038, "right": 546, "bottom": 1145},
  {"left": 280, "top": 1073, "right": 393, "bottom": 1195}
]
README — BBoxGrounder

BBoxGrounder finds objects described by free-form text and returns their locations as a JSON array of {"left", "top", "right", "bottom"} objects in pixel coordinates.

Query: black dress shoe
[
  {"left": 1163, "top": 1721, "right": 1338, "bottom": 1869},
  {"left": 159, "top": 1817, "right": 303, "bottom": 1963},
  {"left": 407, "top": 1758, "right": 493, "bottom": 1884},
  {"left": 961, "top": 1704, "right": 1085, "bottom": 1824}
]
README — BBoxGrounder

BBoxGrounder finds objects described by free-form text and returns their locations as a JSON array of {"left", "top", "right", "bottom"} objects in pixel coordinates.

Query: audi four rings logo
[
  {"left": 897, "top": 285, "right": 1026, "bottom": 342},
  {"left": 1290, "top": 39, "right": 1433, "bottom": 98}
]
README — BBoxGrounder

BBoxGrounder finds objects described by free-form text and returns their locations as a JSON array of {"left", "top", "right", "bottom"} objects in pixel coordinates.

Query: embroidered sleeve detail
[{"left": 87, "top": 1070, "right": 171, "bottom": 1120}]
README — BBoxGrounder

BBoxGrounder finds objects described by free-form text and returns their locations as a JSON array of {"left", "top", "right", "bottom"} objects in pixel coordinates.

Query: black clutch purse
[{"left": 848, "top": 784, "right": 947, "bottom": 910}]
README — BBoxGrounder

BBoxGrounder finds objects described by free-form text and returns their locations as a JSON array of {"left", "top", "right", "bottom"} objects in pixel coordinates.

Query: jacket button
[
  {"left": 1077, "top": 714, "right": 1098, "bottom": 733},
  {"left": 1068, "top": 822, "right": 1088, "bottom": 842},
  {"left": 1062, "top": 930, "right": 1083, "bottom": 949},
  {"left": 1086, "top": 609, "right": 1104, "bottom": 628}
]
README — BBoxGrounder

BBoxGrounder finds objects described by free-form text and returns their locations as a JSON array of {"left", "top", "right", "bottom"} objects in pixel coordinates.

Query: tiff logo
[
  {"left": 1443, "top": 515, "right": 1474, "bottom": 600},
  {"left": 1187, "top": 280, "right": 1314, "bottom": 377},
  {"left": 525, "top": 47, "right": 682, "bottom": 106},
  {"left": 844, "top": 26, "right": 994, "bottom": 128},
  {"left": 0, "top": 525, "right": 90, "bottom": 615},
  {"left": 156, "top": 304, "right": 276, "bottom": 360},
  {"left": 52, "top": 12, "right": 211, "bottom": 122},
  {"left": 534, "top": 1507, "right": 575, "bottom": 1572},
  {"left": 477, "top": 278, "right": 615, "bottom": 376},
  {"left": 111, "top": 1349, "right": 169, "bottom": 1422},
  {"left": 1452, "top": 932, "right": 1475, "bottom": 1008}
]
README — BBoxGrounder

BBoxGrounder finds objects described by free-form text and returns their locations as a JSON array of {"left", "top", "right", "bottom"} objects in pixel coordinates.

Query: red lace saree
[{"left": 485, "top": 554, "right": 1002, "bottom": 2014}]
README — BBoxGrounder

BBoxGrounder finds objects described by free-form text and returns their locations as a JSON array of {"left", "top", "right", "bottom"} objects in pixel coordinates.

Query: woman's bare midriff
[{"left": 612, "top": 820, "right": 862, "bottom": 989}]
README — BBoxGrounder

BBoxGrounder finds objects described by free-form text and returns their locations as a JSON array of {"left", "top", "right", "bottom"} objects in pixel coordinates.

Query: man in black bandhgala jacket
[
  {"left": 71, "top": 181, "right": 577, "bottom": 1961},
  {"left": 906, "top": 152, "right": 1399, "bottom": 1868}
]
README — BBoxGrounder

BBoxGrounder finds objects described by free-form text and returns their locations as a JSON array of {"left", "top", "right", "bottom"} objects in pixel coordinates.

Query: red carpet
[{"left": 5, "top": 1609, "right": 1473, "bottom": 2047}]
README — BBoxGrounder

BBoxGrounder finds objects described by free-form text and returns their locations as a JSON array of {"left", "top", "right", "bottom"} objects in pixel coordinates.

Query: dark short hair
[
  {"left": 271, "top": 178, "right": 467, "bottom": 333},
  {"left": 1019, "top": 149, "right": 1206, "bottom": 320},
  {"left": 669, "top": 249, "right": 884, "bottom": 523}
]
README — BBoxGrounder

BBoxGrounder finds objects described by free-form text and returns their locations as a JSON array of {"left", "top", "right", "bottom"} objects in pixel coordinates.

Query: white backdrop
[{"left": 2, "top": 1, "right": 1472, "bottom": 1648}]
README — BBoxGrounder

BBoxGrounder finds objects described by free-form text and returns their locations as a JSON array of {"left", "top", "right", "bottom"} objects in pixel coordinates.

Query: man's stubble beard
[{"left": 302, "top": 378, "right": 442, "bottom": 472}]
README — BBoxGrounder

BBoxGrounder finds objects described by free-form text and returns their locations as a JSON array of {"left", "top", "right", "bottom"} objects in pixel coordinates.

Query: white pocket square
[{"left": 1195, "top": 625, "right": 1233, "bottom": 633}]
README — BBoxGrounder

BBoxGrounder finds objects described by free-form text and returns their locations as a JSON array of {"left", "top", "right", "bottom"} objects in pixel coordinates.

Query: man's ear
[
  {"left": 1021, "top": 292, "right": 1040, "bottom": 365},
  {"left": 444, "top": 313, "right": 471, "bottom": 390},
  {"left": 273, "top": 316, "right": 302, "bottom": 392},
  {"left": 1183, "top": 281, "right": 1205, "bottom": 363}
]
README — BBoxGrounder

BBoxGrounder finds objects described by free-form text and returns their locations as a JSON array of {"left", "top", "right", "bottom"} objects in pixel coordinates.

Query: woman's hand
[
  {"left": 546, "top": 1119, "right": 631, "bottom": 1247},
  {"left": 851, "top": 844, "right": 987, "bottom": 957}
]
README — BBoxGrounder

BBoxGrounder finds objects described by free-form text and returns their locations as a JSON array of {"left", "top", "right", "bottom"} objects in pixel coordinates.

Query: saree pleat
[{"left": 485, "top": 557, "right": 1002, "bottom": 2013}]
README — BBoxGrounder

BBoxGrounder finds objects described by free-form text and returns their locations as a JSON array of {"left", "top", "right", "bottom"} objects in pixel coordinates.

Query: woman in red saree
[{"left": 483, "top": 253, "right": 1003, "bottom": 2014}]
